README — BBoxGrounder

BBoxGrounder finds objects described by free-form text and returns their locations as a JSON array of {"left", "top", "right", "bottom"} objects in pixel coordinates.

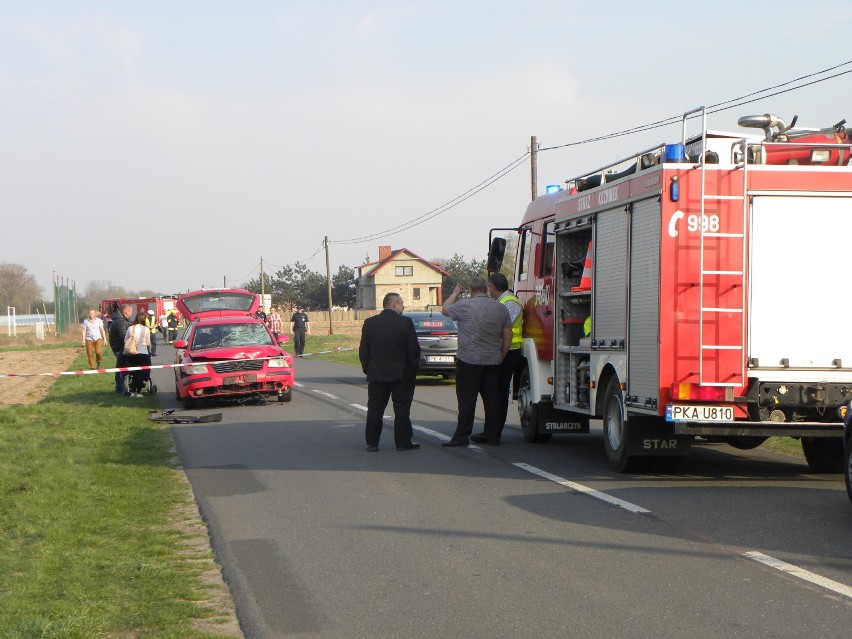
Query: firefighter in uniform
[
  {"left": 473, "top": 272, "right": 524, "bottom": 443},
  {"left": 166, "top": 310, "right": 179, "bottom": 343}
]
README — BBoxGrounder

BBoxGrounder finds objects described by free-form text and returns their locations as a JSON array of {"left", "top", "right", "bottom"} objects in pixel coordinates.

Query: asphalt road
[{"left": 152, "top": 352, "right": 852, "bottom": 639}]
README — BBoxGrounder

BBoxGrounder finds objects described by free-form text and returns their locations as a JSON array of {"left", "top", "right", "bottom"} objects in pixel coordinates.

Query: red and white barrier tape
[{"left": 0, "top": 347, "right": 357, "bottom": 379}]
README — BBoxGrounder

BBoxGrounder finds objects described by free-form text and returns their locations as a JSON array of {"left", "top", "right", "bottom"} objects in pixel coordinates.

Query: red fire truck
[
  {"left": 100, "top": 296, "right": 181, "bottom": 324},
  {"left": 488, "top": 106, "right": 852, "bottom": 473}
]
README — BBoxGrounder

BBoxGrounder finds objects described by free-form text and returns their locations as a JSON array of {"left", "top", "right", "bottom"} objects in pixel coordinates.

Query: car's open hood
[{"left": 177, "top": 289, "right": 260, "bottom": 320}]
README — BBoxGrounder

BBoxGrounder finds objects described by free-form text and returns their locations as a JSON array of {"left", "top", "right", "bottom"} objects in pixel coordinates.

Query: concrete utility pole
[
  {"left": 324, "top": 236, "right": 334, "bottom": 335},
  {"left": 260, "top": 257, "right": 265, "bottom": 311},
  {"left": 531, "top": 135, "right": 538, "bottom": 201}
]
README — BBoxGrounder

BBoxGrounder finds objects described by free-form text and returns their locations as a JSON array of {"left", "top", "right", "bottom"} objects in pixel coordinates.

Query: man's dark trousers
[
  {"left": 112, "top": 350, "right": 127, "bottom": 393},
  {"left": 497, "top": 348, "right": 523, "bottom": 434},
  {"left": 365, "top": 379, "right": 415, "bottom": 448},
  {"left": 293, "top": 329, "right": 306, "bottom": 355},
  {"left": 452, "top": 359, "right": 501, "bottom": 441}
]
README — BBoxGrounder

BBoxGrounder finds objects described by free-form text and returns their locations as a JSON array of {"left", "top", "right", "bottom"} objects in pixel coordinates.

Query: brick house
[{"left": 355, "top": 246, "right": 448, "bottom": 311}]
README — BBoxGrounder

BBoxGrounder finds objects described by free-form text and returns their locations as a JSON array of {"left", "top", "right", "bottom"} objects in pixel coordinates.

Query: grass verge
[{"left": 0, "top": 348, "right": 237, "bottom": 638}]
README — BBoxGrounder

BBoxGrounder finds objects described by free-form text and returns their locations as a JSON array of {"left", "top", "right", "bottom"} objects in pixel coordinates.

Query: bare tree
[{"left": 0, "top": 263, "right": 42, "bottom": 312}]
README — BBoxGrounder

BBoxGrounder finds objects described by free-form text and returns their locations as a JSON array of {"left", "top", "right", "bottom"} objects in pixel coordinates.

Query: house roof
[{"left": 358, "top": 248, "right": 449, "bottom": 278}]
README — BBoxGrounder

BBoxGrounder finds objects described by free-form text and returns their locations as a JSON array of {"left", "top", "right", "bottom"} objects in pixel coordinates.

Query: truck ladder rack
[{"left": 687, "top": 107, "right": 747, "bottom": 387}]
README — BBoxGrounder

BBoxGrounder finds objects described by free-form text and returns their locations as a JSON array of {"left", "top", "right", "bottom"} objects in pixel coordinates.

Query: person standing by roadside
[
  {"left": 266, "top": 306, "right": 283, "bottom": 340},
  {"left": 108, "top": 304, "right": 133, "bottom": 395},
  {"left": 145, "top": 310, "right": 158, "bottom": 356},
  {"left": 481, "top": 272, "right": 524, "bottom": 442},
  {"left": 159, "top": 311, "right": 169, "bottom": 344},
  {"left": 81, "top": 308, "right": 107, "bottom": 369},
  {"left": 166, "top": 310, "right": 179, "bottom": 343},
  {"left": 125, "top": 311, "right": 152, "bottom": 398},
  {"left": 290, "top": 305, "right": 310, "bottom": 357},
  {"left": 441, "top": 276, "right": 512, "bottom": 447},
  {"left": 359, "top": 292, "right": 421, "bottom": 452}
]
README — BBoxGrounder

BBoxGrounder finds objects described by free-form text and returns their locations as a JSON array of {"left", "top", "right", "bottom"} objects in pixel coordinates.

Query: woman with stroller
[{"left": 125, "top": 310, "right": 153, "bottom": 398}]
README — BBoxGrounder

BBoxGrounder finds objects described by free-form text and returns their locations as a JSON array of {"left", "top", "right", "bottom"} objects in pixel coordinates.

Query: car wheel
[
  {"left": 801, "top": 437, "right": 844, "bottom": 473},
  {"left": 182, "top": 393, "right": 198, "bottom": 410},
  {"left": 277, "top": 387, "right": 293, "bottom": 403}
]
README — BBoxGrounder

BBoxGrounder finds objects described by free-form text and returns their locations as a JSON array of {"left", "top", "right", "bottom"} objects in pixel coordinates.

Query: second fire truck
[{"left": 489, "top": 107, "right": 852, "bottom": 473}]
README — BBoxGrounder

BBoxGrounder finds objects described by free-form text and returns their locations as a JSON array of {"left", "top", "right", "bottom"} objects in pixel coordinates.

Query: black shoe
[
  {"left": 366, "top": 445, "right": 379, "bottom": 452},
  {"left": 396, "top": 443, "right": 420, "bottom": 451},
  {"left": 441, "top": 439, "right": 469, "bottom": 447},
  {"left": 470, "top": 433, "right": 488, "bottom": 444}
]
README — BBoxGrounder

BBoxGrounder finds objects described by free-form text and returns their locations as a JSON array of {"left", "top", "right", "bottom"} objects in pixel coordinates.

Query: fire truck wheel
[
  {"left": 801, "top": 437, "right": 844, "bottom": 473},
  {"left": 518, "top": 367, "right": 551, "bottom": 443},
  {"left": 602, "top": 378, "right": 646, "bottom": 473}
]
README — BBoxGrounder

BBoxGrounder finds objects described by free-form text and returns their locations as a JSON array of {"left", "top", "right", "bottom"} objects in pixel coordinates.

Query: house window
[
  {"left": 413, "top": 287, "right": 421, "bottom": 300},
  {"left": 395, "top": 265, "right": 413, "bottom": 276}
]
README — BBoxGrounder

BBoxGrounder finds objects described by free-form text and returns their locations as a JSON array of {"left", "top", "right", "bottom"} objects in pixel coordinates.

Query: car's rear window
[
  {"left": 183, "top": 293, "right": 255, "bottom": 314},
  {"left": 410, "top": 316, "right": 457, "bottom": 333}
]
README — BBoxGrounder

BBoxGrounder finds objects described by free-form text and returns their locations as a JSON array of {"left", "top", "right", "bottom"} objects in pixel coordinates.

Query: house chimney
[{"left": 378, "top": 245, "right": 392, "bottom": 261}]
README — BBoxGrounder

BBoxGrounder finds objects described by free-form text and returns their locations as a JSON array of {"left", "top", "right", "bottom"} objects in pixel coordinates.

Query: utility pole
[
  {"left": 260, "top": 257, "right": 265, "bottom": 312},
  {"left": 530, "top": 135, "right": 538, "bottom": 201},
  {"left": 223, "top": 276, "right": 226, "bottom": 288},
  {"left": 324, "top": 236, "right": 334, "bottom": 335}
]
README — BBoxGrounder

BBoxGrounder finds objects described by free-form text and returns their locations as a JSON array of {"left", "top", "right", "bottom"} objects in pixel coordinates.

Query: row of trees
[
  {"left": 2, "top": 236, "right": 517, "bottom": 317},
  {"left": 0, "top": 263, "right": 45, "bottom": 313},
  {"left": 242, "top": 252, "right": 498, "bottom": 310}
]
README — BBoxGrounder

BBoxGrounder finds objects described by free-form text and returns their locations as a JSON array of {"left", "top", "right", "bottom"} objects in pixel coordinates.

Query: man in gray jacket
[{"left": 441, "top": 276, "right": 512, "bottom": 447}]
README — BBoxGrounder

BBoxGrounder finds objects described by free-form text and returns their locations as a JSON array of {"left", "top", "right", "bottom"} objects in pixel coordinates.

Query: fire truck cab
[{"left": 491, "top": 107, "right": 852, "bottom": 473}]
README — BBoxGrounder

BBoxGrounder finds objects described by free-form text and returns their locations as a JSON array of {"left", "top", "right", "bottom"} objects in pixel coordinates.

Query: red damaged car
[{"left": 173, "top": 289, "right": 295, "bottom": 408}]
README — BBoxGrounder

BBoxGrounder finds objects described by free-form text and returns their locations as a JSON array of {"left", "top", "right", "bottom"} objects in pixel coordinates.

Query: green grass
[
  {"left": 762, "top": 436, "right": 805, "bottom": 458},
  {"left": 281, "top": 332, "right": 361, "bottom": 367},
  {"left": 0, "top": 349, "right": 233, "bottom": 638}
]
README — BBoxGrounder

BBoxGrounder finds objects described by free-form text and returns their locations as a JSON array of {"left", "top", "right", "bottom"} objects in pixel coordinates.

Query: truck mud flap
[
  {"left": 539, "top": 404, "right": 589, "bottom": 434},
  {"left": 626, "top": 417, "right": 691, "bottom": 456}
]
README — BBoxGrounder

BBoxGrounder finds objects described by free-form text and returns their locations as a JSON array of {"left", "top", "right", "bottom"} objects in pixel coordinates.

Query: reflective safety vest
[{"left": 499, "top": 292, "right": 523, "bottom": 350}]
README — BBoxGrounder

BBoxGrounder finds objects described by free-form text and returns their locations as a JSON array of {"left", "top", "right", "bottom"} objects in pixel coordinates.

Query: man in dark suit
[{"left": 359, "top": 292, "right": 421, "bottom": 452}]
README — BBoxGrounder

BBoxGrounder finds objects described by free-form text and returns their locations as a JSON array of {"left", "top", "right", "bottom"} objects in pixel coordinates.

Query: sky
[{"left": 1, "top": 1, "right": 851, "bottom": 298}]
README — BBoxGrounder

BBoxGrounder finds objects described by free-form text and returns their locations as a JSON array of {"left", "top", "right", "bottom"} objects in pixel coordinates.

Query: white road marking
[
  {"left": 513, "top": 462, "right": 650, "bottom": 514},
  {"left": 350, "top": 404, "right": 368, "bottom": 412},
  {"left": 293, "top": 382, "right": 305, "bottom": 387},
  {"left": 744, "top": 551, "right": 852, "bottom": 599},
  {"left": 311, "top": 389, "right": 339, "bottom": 400}
]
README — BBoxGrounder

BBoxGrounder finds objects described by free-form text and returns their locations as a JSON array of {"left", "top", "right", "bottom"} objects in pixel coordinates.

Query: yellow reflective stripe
[{"left": 500, "top": 293, "right": 523, "bottom": 349}]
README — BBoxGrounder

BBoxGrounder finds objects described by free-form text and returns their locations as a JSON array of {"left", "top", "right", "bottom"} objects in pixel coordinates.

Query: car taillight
[{"left": 670, "top": 383, "right": 727, "bottom": 401}]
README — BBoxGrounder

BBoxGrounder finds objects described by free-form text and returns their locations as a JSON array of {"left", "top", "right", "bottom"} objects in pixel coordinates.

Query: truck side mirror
[{"left": 487, "top": 237, "right": 506, "bottom": 273}]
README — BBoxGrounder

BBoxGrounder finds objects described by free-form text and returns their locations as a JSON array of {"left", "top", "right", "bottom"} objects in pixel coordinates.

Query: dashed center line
[
  {"left": 744, "top": 551, "right": 852, "bottom": 599},
  {"left": 311, "top": 389, "right": 339, "bottom": 400},
  {"left": 513, "top": 462, "right": 651, "bottom": 514}
]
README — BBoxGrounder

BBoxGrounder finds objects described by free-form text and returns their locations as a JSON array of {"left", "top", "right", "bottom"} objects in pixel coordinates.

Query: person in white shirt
[{"left": 81, "top": 308, "right": 107, "bottom": 369}]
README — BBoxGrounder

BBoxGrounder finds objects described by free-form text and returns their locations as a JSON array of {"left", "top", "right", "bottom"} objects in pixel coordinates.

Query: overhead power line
[
  {"left": 331, "top": 152, "right": 530, "bottom": 245},
  {"left": 330, "top": 60, "right": 851, "bottom": 248}
]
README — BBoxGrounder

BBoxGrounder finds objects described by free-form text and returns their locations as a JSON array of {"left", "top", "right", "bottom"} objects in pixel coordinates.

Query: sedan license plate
[
  {"left": 666, "top": 404, "right": 734, "bottom": 422},
  {"left": 426, "top": 356, "right": 455, "bottom": 363},
  {"left": 224, "top": 374, "right": 257, "bottom": 386}
]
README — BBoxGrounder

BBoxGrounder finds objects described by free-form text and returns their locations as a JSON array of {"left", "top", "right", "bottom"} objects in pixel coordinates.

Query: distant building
[{"left": 355, "top": 246, "right": 447, "bottom": 311}]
